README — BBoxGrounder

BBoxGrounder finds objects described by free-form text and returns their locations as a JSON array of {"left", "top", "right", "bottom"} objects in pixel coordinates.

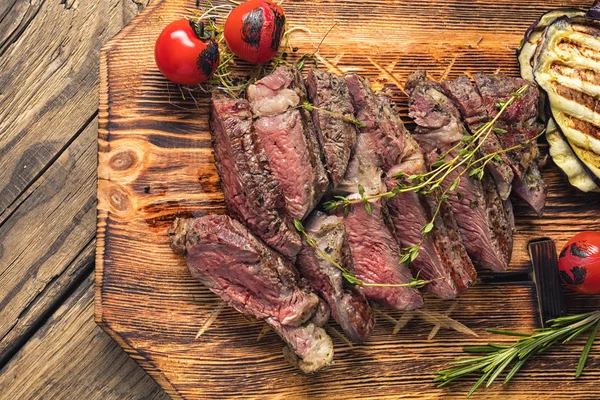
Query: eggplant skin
[
  {"left": 533, "top": 16, "right": 600, "bottom": 186},
  {"left": 546, "top": 119, "right": 600, "bottom": 192},
  {"left": 517, "top": 8, "right": 585, "bottom": 82}
]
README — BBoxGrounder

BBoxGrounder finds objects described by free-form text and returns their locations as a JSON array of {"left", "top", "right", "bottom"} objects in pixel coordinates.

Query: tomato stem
[{"left": 190, "top": 20, "right": 211, "bottom": 40}]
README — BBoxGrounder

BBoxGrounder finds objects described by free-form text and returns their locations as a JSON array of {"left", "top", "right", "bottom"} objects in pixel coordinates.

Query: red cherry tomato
[
  {"left": 558, "top": 232, "right": 600, "bottom": 295},
  {"left": 224, "top": 0, "right": 286, "bottom": 63},
  {"left": 154, "top": 19, "right": 219, "bottom": 85}
]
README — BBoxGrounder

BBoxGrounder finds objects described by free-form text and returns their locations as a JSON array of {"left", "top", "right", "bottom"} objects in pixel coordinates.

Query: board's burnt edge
[{"left": 97, "top": 24, "right": 181, "bottom": 399}]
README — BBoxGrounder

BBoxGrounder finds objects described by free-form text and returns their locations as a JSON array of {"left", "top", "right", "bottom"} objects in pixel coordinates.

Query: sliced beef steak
[
  {"left": 170, "top": 215, "right": 333, "bottom": 373},
  {"left": 210, "top": 93, "right": 301, "bottom": 258},
  {"left": 296, "top": 211, "right": 375, "bottom": 342},
  {"left": 338, "top": 74, "right": 412, "bottom": 196},
  {"left": 247, "top": 65, "right": 329, "bottom": 220},
  {"left": 341, "top": 198, "right": 423, "bottom": 310},
  {"left": 473, "top": 73, "right": 546, "bottom": 215},
  {"left": 406, "top": 72, "right": 513, "bottom": 271},
  {"left": 442, "top": 73, "right": 547, "bottom": 214},
  {"left": 345, "top": 74, "right": 408, "bottom": 171},
  {"left": 441, "top": 75, "right": 515, "bottom": 200},
  {"left": 305, "top": 68, "right": 358, "bottom": 188},
  {"left": 428, "top": 151, "right": 513, "bottom": 271},
  {"left": 386, "top": 156, "right": 476, "bottom": 299}
]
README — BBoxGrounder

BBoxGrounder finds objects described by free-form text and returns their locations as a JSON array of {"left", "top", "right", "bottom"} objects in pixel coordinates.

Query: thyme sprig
[
  {"left": 434, "top": 311, "right": 600, "bottom": 398},
  {"left": 293, "top": 219, "right": 433, "bottom": 288},
  {"left": 301, "top": 100, "right": 366, "bottom": 129}
]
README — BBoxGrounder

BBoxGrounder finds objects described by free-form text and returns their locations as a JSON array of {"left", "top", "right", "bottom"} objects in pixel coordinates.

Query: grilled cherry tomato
[
  {"left": 558, "top": 231, "right": 600, "bottom": 294},
  {"left": 154, "top": 19, "right": 219, "bottom": 85},
  {"left": 224, "top": 0, "right": 286, "bottom": 63}
]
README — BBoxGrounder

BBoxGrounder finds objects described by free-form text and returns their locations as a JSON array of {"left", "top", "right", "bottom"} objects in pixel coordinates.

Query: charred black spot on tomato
[
  {"left": 560, "top": 266, "right": 588, "bottom": 286},
  {"left": 197, "top": 40, "right": 219, "bottom": 77},
  {"left": 270, "top": 6, "right": 286, "bottom": 51},
  {"left": 571, "top": 266, "right": 588, "bottom": 285},
  {"left": 560, "top": 270, "right": 575, "bottom": 285},
  {"left": 570, "top": 241, "right": 590, "bottom": 258},
  {"left": 559, "top": 244, "right": 568, "bottom": 258},
  {"left": 242, "top": 7, "right": 263, "bottom": 48}
]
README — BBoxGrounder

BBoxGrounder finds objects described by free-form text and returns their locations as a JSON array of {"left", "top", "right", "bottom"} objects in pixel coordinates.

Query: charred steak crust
[
  {"left": 305, "top": 68, "right": 358, "bottom": 187},
  {"left": 171, "top": 214, "right": 333, "bottom": 373},
  {"left": 210, "top": 93, "right": 302, "bottom": 259},
  {"left": 247, "top": 65, "right": 329, "bottom": 220},
  {"left": 296, "top": 212, "right": 375, "bottom": 342}
]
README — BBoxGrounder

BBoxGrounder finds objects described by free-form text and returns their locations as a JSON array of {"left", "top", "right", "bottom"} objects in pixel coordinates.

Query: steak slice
[
  {"left": 443, "top": 73, "right": 547, "bottom": 214},
  {"left": 296, "top": 211, "right": 375, "bottom": 342},
  {"left": 338, "top": 74, "right": 412, "bottom": 196},
  {"left": 248, "top": 65, "right": 329, "bottom": 220},
  {"left": 305, "top": 68, "right": 358, "bottom": 188},
  {"left": 345, "top": 73, "right": 408, "bottom": 172},
  {"left": 341, "top": 198, "right": 423, "bottom": 310},
  {"left": 210, "top": 94, "right": 301, "bottom": 258},
  {"left": 170, "top": 215, "right": 333, "bottom": 373},
  {"left": 386, "top": 155, "right": 476, "bottom": 299}
]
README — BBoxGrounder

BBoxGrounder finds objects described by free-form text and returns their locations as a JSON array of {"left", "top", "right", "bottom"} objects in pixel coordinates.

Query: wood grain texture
[
  {"left": 97, "top": 0, "right": 600, "bottom": 398},
  {"left": 0, "top": 0, "right": 160, "bottom": 395},
  {"left": 0, "top": 0, "right": 147, "bottom": 220},
  {"left": 0, "top": 274, "right": 168, "bottom": 400},
  {"left": 0, "top": 121, "right": 97, "bottom": 363}
]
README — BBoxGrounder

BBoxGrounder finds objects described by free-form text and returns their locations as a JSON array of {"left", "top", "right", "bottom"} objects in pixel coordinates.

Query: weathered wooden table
[{"left": 0, "top": 0, "right": 167, "bottom": 398}]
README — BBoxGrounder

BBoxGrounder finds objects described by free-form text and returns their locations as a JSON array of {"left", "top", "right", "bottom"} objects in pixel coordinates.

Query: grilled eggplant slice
[
  {"left": 518, "top": 8, "right": 586, "bottom": 82},
  {"left": 533, "top": 16, "right": 600, "bottom": 185},
  {"left": 546, "top": 119, "right": 600, "bottom": 192}
]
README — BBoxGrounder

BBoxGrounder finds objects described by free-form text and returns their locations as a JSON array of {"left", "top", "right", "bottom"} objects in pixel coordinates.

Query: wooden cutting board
[{"left": 96, "top": 0, "right": 600, "bottom": 398}]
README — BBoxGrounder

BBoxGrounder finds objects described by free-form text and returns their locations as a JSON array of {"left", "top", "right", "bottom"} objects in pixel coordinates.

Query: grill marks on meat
[
  {"left": 342, "top": 198, "right": 423, "bottom": 310},
  {"left": 386, "top": 157, "right": 476, "bottom": 299},
  {"left": 210, "top": 94, "right": 301, "bottom": 259},
  {"left": 170, "top": 215, "right": 333, "bottom": 373},
  {"left": 406, "top": 72, "right": 514, "bottom": 271},
  {"left": 296, "top": 212, "right": 375, "bottom": 342},
  {"left": 305, "top": 68, "right": 358, "bottom": 188},
  {"left": 248, "top": 65, "right": 329, "bottom": 220},
  {"left": 442, "top": 73, "right": 547, "bottom": 214}
]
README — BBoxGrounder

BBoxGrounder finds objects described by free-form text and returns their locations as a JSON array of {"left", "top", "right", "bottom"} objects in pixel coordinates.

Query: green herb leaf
[
  {"left": 358, "top": 183, "right": 365, "bottom": 196},
  {"left": 364, "top": 201, "right": 373, "bottom": 215},
  {"left": 422, "top": 222, "right": 434, "bottom": 235},
  {"left": 431, "top": 160, "right": 446, "bottom": 169},
  {"left": 293, "top": 219, "right": 304, "bottom": 233},
  {"left": 576, "top": 320, "right": 600, "bottom": 378}
]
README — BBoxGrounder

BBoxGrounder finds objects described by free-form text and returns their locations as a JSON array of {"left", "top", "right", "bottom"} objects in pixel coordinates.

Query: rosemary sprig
[
  {"left": 293, "top": 219, "right": 433, "bottom": 288},
  {"left": 434, "top": 311, "right": 600, "bottom": 398}
]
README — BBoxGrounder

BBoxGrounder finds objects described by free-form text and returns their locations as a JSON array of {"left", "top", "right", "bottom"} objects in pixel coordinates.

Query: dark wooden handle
[{"left": 529, "top": 239, "right": 568, "bottom": 327}]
